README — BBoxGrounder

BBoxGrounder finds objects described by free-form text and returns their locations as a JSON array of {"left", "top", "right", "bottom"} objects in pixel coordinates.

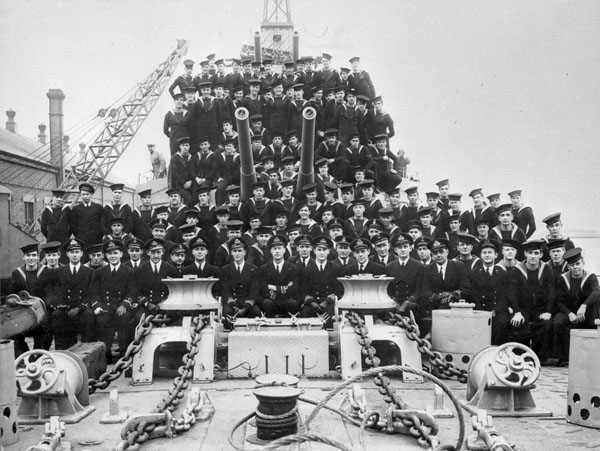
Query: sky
[{"left": 1, "top": 0, "right": 599, "bottom": 233}]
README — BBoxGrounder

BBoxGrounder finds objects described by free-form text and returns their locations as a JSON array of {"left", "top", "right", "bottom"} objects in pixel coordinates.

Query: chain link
[
  {"left": 345, "top": 311, "right": 436, "bottom": 447},
  {"left": 88, "top": 313, "right": 164, "bottom": 394},
  {"left": 385, "top": 312, "right": 468, "bottom": 383},
  {"left": 114, "top": 314, "right": 207, "bottom": 451}
]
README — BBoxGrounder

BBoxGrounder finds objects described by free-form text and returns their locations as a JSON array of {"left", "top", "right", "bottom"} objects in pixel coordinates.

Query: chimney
[
  {"left": 63, "top": 135, "right": 70, "bottom": 153},
  {"left": 79, "top": 143, "right": 86, "bottom": 159},
  {"left": 47, "top": 89, "right": 65, "bottom": 184},
  {"left": 6, "top": 109, "right": 16, "bottom": 133},
  {"left": 38, "top": 123, "right": 47, "bottom": 144}
]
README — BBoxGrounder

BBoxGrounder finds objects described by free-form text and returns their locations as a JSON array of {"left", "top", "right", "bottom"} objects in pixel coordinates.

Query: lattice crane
[{"left": 59, "top": 39, "right": 188, "bottom": 193}]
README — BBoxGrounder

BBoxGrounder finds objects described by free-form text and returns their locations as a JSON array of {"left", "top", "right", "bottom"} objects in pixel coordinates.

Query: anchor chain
[
  {"left": 114, "top": 314, "right": 207, "bottom": 451},
  {"left": 386, "top": 312, "right": 468, "bottom": 383},
  {"left": 89, "top": 313, "right": 165, "bottom": 394},
  {"left": 345, "top": 311, "right": 437, "bottom": 448}
]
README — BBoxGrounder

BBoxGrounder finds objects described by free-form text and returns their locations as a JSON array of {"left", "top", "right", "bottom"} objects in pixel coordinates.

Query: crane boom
[{"left": 59, "top": 39, "right": 188, "bottom": 192}]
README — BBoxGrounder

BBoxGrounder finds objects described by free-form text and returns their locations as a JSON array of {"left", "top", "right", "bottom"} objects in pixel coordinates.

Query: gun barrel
[
  {"left": 235, "top": 107, "right": 257, "bottom": 202},
  {"left": 295, "top": 106, "right": 317, "bottom": 199}
]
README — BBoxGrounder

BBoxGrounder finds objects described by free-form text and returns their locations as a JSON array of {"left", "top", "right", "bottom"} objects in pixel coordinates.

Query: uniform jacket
[
  {"left": 41, "top": 205, "right": 70, "bottom": 244},
  {"left": 467, "top": 262, "right": 517, "bottom": 313},
  {"left": 300, "top": 260, "right": 344, "bottom": 300},
  {"left": 220, "top": 262, "right": 260, "bottom": 302},
  {"left": 51, "top": 264, "right": 95, "bottom": 309},
  {"left": 68, "top": 201, "right": 104, "bottom": 246},
  {"left": 423, "top": 260, "right": 471, "bottom": 310},
  {"left": 103, "top": 203, "right": 133, "bottom": 234},
  {"left": 258, "top": 260, "right": 300, "bottom": 300},
  {"left": 345, "top": 260, "right": 384, "bottom": 276},
  {"left": 385, "top": 257, "right": 424, "bottom": 303},
  {"left": 556, "top": 271, "right": 600, "bottom": 314},
  {"left": 91, "top": 264, "right": 136, "bottom": 312},
  {"left": 511, "top": 261, "right": 555, "bottom": 318},
  {"left": 133, "top": 261, "right": 180, "bottom": 303}
]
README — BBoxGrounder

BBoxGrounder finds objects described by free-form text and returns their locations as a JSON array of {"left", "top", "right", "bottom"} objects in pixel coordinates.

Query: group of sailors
[
  {"left": 162, "top": 53, "right": 407, "bottom": 205},
  {"left": 10, "top": 175, "right": 599, "bottom": 368},
  {"left": 7, "top": 53, "right": 598, "bottom": 369}
]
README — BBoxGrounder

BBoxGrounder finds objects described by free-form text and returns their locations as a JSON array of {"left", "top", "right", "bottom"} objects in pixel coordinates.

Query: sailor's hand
[
  {"left": 310, "top": 302, "right": 322, "bottom": 313},
  {"left": 568, "top": 312, "right": 578, "bottom": 323},
  {"left": 68, "top": 307, "right": 80, "bottom": 318},
  {"left": 116, "top": 306, "right": 127, "bottom": 316},
  {"left": 510, "top": 312, "right": 525, "bottom": 327},
  {"left": 146, "top": 302, "right": 157, "bottom": 313},
  {"left": 539, "top": 312, "right": 551, "bottom": 321},
  {"left": 94, "top": 307, "right": 106, "bottom": 315},
  {"left": 577, "top": 305, "right": 587, "bottom": 322},
  {"left": 183, "top": 181, "right": 192, "bottom": 189}
]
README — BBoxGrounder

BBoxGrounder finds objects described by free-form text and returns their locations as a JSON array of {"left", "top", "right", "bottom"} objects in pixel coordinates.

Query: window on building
[{"left": 23, "top": 194, "right": 35, "bottom": 225}]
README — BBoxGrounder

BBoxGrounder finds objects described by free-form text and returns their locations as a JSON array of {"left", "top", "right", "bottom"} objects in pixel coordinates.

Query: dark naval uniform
[
  {"left": 40, "top": 205, "right": 70, "bottom": 245},
  {"left": 259, "top": 259, "right": 300, "bottom": 317},
  {"left": 508, "top": 261, "right": 555, "bottom": 361},
  {"left": 49, "top": 263, "right": 95, "bottom": 349},
  {"left": 467, "top": 262, "right": 517, "bottom": 345},
  {"left": 91, "top": 262, "right": 136, "bottom": 360},
  {"left": 554, "top": 263, "right": 600, "bottom": 364},
  {"left": 68, "top": 200, "right": 104, "bottom": 246},
  {"left": 220, "top": 261, "right": 262, "bottom": 319},
  {"left": 300, "top": 259, "right": 344, "bottom": 322}
]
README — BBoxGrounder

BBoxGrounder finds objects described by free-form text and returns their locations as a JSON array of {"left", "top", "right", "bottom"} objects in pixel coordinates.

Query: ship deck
[{"left": 7, "top": 363, "right": 599, "bottom": 451}]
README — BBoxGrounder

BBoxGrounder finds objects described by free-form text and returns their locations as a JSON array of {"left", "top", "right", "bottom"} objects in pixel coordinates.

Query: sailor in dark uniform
[
  {"left": 414, "top": 236, "right": 433, "bottom": 266},
  {"left": 220, "top": 238, "right": 262, "bottom": 320},
  {"left": 399, "top": 185, "right": 421, "bottom": 231},
  {"left": 91, "top": 239, "right": 136, "bottom": 362},
  {"left": 507, "top": 239, "right": 555, "bottom": 363},
  {"left": 546, "top": 239, "right": 568, "bottom": 282},
  {"left": 344, "top": 200, "right": 370, "bottom": 239},
  {"left": 346, "top": 238, "right": 384, "bottom": 276},
  {"left": 68, "top": 182, "right": 104, "bottom": 247},
  {"left": 247, "top": 226, "right": 273, "bottom": 267},
  {"left": 553, "top": 247, "right": 600, "bottom": 366},
  {"left": 435, "top": 179, "right": 451, "bottom": 211},
  {"left": 168, "top": 59, "right": 195, "bottom": 97},
  {"left": 542, "top": 212, "right": 575, "bottom": 261},
  {"left": 423, "top": 238, "right": 471, "bottom": 313},
  {"left": 48, "top": 239, "right": 96, "bottom": 349},
  {"left": 447, "top": 192, "right": 474, "bottom": 234},
  {"left": 102, "top": 183, "right": 133, "bottom": 235},
  {"left": 370, "top": 233, "right": 397, "bottom": 266},
  {"left": 314, "top": 53, "right": 341, "bottom": 93},
  {"left": 259, "top": 235, "right": 300, "bottom": 317},
  {"left": 468, "top": 188, "right": 499, "bottom": 229},
  {"left": 333, "top": 235, "right": 356, "bottom": 268},
  {"left": 509, "top": 190, "right": 536, "bottom": 238},
  {"left": 124, "top": 237, "right": 145, "bottom": 269},
  {"left": 213, "top": 220, "right": 244, "bottom": 268},
  {"left": 132, "top": 189, "right": 154, "bottom": 242},
  {"left": 300, "top": 236, "right": 344, "bottom": 324},
  {"left": 166, "top": 187, "right": 188, "bottom": 227},
  {"left": 453, "top": 233, "right": 481, "bottom": 273},
  {"left": 133, "top": 238, "right": 180, "bottom": 321},
  {"left": 386, "top": 234, "right": 425, "bottom": 327},
  {"left": 347, "top": 56, "right": 376, "bottom": 100},
  {"left": 468, "top": 239, "right": 516, "bottom": 345},
  {"left": 164, "top": 92, "right": 189, "bottom": 156},
  {"left": 168, "top": 243, "right": 188, "bottom": 276},
  {"left": 10, "top": 243, "right": 51, "bottom": 355},
  {"left": 488, "top": 204, "right": 527, "bottom": 249},
  {"left": 182, "top": 235, "right": 220, "bottom": 279},
  {"left": 40, "top": 189, "right": 70, "bottom": 250}
]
